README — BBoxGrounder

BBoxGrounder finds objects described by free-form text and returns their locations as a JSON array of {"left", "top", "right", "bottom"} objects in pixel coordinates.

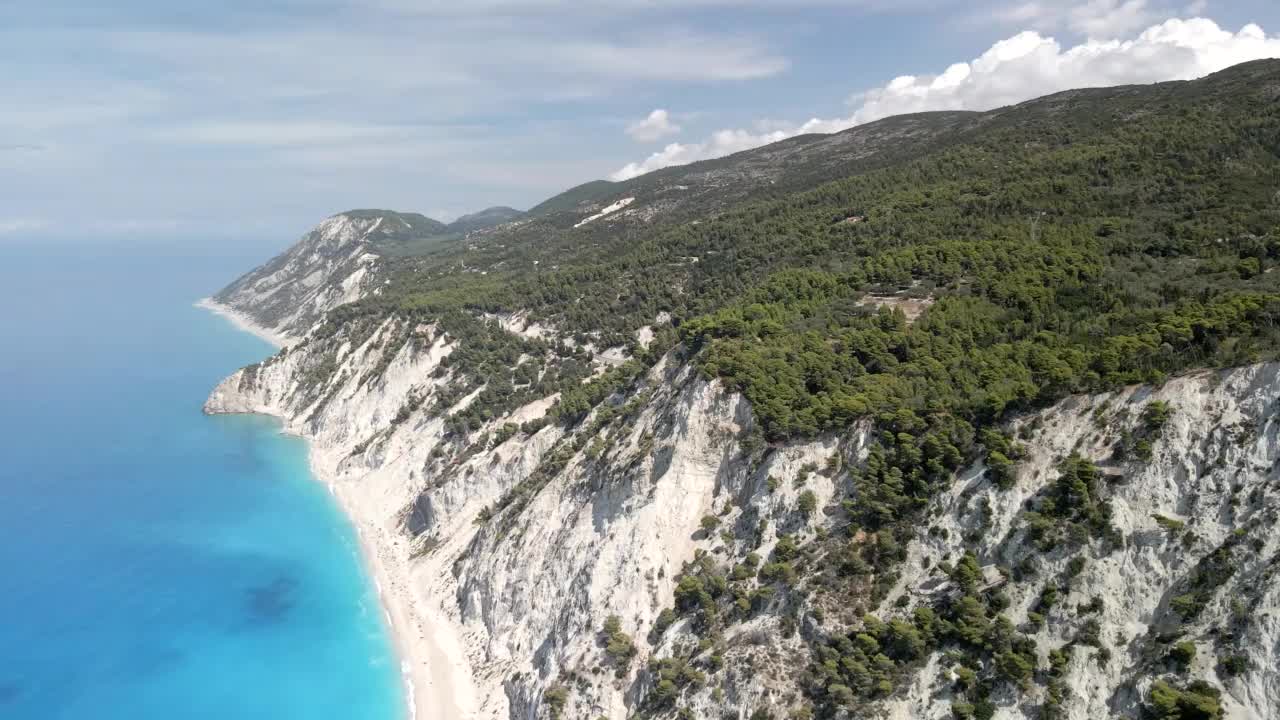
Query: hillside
[
  {"left": 206, "top": 60, "right": 1280, "bottom": 720},
  {"left": 448, "top": 206, "right": 526, "bottom": 235}
]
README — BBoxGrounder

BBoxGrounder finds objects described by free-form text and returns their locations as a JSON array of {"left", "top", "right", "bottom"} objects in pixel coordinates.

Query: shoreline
[
  {"left": 315, "top": 457, "right": 444, "bottom": 720},
  {"left": 315, "top": 448, "right": 475, "bottom": 720},
  {"left": 195, "top": 298, "right": 295, "bottom": 349},
  {"left": 199, "top": 299, "right": 448, "bottom": 720}
]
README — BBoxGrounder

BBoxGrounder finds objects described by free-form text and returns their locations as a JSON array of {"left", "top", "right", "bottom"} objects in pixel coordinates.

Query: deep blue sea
[{"left": 0, "top": 241, "right": 403, "bottom": 720}]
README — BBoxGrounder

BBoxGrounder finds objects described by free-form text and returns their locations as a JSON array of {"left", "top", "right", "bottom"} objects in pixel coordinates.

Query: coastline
[
  {"left": 312, "top": 453, "right": 467, "bottom": 720},
  {"left": 195, "top": 298, "right": 295, "bottom": 349},
  {"left": 198, "top": 299, "right": 450, "bottom": 720}
]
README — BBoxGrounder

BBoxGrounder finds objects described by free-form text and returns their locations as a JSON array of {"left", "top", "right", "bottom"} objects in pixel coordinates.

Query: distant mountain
[
  {"left": 526, "top": 179, "right": 618, "bottom": 216},
  {"left": 341, "top": 209, "right": 449, "bottom": 239},
  {"left": 210, "top": 209, "right": 454, "bottom": 338},
  {"left": 447, "top": 206, "right": 525, "bottom": 235}
]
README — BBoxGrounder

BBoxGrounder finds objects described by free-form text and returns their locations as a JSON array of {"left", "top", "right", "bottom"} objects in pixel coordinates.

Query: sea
[{"left": 0, "top": 240, "right": 404, "bottom": 720}]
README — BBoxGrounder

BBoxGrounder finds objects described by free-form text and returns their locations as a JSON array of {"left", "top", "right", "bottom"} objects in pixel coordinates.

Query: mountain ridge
[
  {"left": 447, "top": 206, "right": 526, "bottom": 235},
  {"left": 206, "top": 59, "right": 1280, "bottom": 720}
]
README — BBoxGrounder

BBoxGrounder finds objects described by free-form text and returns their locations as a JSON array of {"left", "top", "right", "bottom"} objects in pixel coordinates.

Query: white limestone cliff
[
  {"left": 212, "top": 213, "right": 400, "bottom": 340},
  {"left": 205, "top": 299, "right": 1280, "bottom": 720}
]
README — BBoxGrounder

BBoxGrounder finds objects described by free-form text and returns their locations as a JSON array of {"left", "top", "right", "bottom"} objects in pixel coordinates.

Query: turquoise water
[{"left": 0, "top": 242, "right": 404, "bottom": 719}]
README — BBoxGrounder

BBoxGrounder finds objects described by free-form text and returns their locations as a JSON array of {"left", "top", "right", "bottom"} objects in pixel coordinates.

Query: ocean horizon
[{"left": 0, "top": 240, "right": 404, "bottom": 720}]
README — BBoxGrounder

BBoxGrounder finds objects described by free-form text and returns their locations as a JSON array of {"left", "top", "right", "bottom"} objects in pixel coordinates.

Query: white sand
[
  {"left": 199, "top": 298, "right": 466, "bottom": 720},
  {"left": 195, "top": 298, "right": 296, "bottom": 349},
  {"left": 318, "top": 459, "right": 467, "bottom": 720}
]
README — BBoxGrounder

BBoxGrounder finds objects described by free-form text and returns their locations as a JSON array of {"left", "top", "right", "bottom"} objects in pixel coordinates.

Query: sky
[{"left": 2, "top": 0, "right": 1279, "bottom": 244}]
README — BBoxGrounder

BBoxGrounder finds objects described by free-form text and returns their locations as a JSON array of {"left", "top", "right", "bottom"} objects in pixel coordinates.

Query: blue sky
[{"left": 2, "top": 0, "right": 1279, "bottom": 243}]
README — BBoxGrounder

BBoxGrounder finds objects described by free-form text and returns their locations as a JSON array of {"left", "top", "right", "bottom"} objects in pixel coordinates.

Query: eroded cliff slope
[
  {"left": 205, "top": 60, "right": 1280, "bottom": 720},
  {"left": 213, "top": 210, "right": 448, "bottom": 339},
  {"left": 206, "top": 313, "right": 1280, "bottom": 720}
]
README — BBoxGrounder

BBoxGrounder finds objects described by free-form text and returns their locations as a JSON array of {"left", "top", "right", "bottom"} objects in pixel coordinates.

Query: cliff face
[
  {"left": 203, "top": 62, "right": 1280, "bottom": 720},
  {"left": 205, "top": 316, "right": 839, "bottom": 718},
  {"left": 882, "top": 364, "right": 1280, "bottom": 720},
  {"left": 213, "top": 211, "right": 441, "bottom": 339},
  {"left": 206, "top": 306, "right": 1280, "bottom": 720}
]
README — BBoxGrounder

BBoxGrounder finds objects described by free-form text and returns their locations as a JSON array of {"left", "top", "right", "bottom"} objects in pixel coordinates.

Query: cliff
[
  {"left": 203, "top": 60, "right": 1280, "bottom": 720},
  {"left": 213, "top": 210, "right": 448, "bottom": 340},
  {"left": 205, "top": 308, "right": 1280, "bottom": 719}
]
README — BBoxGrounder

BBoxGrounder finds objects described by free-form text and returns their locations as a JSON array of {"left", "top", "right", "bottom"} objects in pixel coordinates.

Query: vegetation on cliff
[{"left": 241, "top": 60, "right": 1280, "bottom": 719}]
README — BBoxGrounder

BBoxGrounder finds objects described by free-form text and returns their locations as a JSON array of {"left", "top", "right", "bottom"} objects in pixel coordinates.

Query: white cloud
[
  {"left": 100, "top": 26, "right": 786, "bottom": 97},
  {"left": 844, "top": 18, "right": 1279, "bottom": 122},
  {"left": 2, "top": 16, "right": 791, "bottom": 230},
  {"left": 1068, "top": 0, "right": 1155, "bottom": 36},
  {"left": 611, "top": 128, "right": 791, "bottom": 180},
  {"left": 626, "top": 109, "right": 683, "bottom": 142},
  {"left": 998, "top": 0, "right": 1162, "bottom": 37},
  {"left": 611, "top": 17, "right": 1280, "bottom": 180}
]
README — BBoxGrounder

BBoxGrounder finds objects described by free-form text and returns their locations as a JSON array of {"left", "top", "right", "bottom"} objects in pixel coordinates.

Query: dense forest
[
  {"left": 329, "top": 60, "right": 1280, "bottom": 444},
  {"left": 310, "top": 60, "right": 1280, "bottom": 719}
]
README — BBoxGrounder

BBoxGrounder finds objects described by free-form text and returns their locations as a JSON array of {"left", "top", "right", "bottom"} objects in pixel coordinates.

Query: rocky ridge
[
  {"left": 213, "top": 213, "right": 395, "bottom": 339},
  {"left": 206, "top": 303, "right": 1280, "bottom": 720}
]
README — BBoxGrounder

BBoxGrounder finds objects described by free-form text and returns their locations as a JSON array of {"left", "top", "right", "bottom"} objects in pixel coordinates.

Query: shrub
[
  {"left": 826, "top": 684, "right": 855, "bottom": 707},
  {"left": 544, "top": 685, "right": 569, "bottom": 719},
  {"left": 1148, "top": 680, "right": 1221, "bottom": 720},
  {"left": 950, "top": 552, "right": 982, "bottom": 593},
  {"left": 649, "top": 657, "right": 706, "bottom": 708},
  {"left": 986, "top": 450, "right": 1016, "bottom": 490},
  {"left": 1220, "top": 654, "right": 1250, "bottom": 676},
  {"left": 1169, "top": 641, "right": 1196, "bottom": 670},
  {"left": 759, "top": 562, "right": 796, "bottom": 585},
  {"left": 798, "top": 490, "right": 818, "bottom": 517},
  {"left": 602, "top": 615, "right": 637, "bottom": 670},
  {"left": 653, "top": 608, "right": 676, "bottom": 637},
  {"left": 1077, "top": 619, "right": 1102, "bottom": 647},
  {"left": 996, "top": 650, "right": 1035, "bottom": 687},
  {"left": 1078, "top": 596, "right": 1104, "bottom": 614},
  {"left": 1143, "top": 401, "right": 1173, "bottom": 431}
]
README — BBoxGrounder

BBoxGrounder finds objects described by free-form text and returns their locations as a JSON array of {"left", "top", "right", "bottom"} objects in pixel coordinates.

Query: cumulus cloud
[
  {"left": 840, "top": 18, "right": 1280, "bottom": 123},
  {"left": 611, "top": 17, "right": 1280, "bottom": 180},
  {"left": 626, "top": 109, "right": 683, "bottom": 142},
  {"left": 611, "top": 128, "right": 789, "bottom": 180}
]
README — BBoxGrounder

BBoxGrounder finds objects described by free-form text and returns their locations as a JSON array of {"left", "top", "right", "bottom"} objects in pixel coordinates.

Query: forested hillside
[
  {"left": 213, "top": 59, "right": 1280, "bottom": 720},
  {"left": 322, "top": 60, "right": 1280, "bottom": 442}
]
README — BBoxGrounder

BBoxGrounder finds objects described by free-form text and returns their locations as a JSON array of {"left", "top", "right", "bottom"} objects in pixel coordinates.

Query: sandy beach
[
  {"left": 199, "top": 298, "right": 459, "bottom": 720},
  {"left": 319, "top": 459, "right": 465, "bottom": 720},
  {"left": 195, "top": 298, "right": 295, "bottom": 349}
]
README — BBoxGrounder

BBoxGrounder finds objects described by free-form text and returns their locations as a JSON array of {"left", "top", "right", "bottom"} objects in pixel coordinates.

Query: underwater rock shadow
[{"left": 242, "top": 574, "right": 300, "bottom": 626}]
